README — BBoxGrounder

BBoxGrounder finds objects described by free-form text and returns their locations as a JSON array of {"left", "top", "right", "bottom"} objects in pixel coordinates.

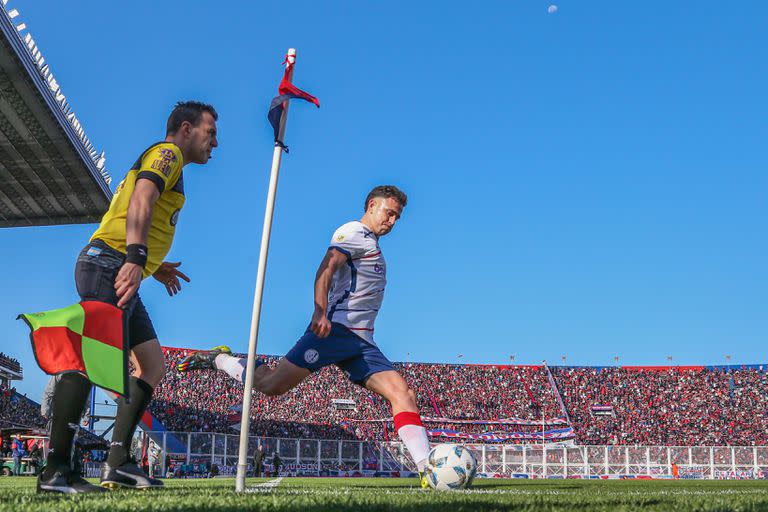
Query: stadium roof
[{"left": 0, "top": 4, "right": 111, "bottom": 228}]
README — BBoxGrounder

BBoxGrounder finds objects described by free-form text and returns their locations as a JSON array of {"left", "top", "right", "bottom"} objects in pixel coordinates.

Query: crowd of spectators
[
  {"left": 3, "top": 347, "right": 766, "bottom": 447},
  {"left": 151, "top": 349, "right": 562, "bottom": 443},
  {"left": 552, "top": 366, "right": 768, "bottom": 446},
  {"left": 0, "top": 352, "right": 21, "bottom": 374},
  {"left": 154, "top": 350, "right": 768, "bottom": 446},
  {"left": 0, "top": 383, "right": 46, "bottom": 430}
]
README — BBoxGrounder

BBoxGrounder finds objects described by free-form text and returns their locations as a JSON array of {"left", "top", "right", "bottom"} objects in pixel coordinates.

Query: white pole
[{"left": 235, "top": 48, "right": 297, "bottom": 493}]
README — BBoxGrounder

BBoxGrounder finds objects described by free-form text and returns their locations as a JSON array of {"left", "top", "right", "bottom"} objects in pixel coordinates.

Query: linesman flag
[
  {"left": 18, "top": 301, "right": 129, "bottom": 397},
  {"left": 267, "top": 56, "right": 320, "bottom": 150}
]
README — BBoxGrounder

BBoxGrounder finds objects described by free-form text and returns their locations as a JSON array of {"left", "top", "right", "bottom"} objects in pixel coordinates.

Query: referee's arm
[{"left": 115, "top": 179, "right": 160, "bottom": 307}]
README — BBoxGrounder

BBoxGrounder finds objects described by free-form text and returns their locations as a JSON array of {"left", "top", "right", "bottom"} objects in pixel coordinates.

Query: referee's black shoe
[
  {"left": 37, "top": 464, "right": 107, "bottom": 494},
  {"left": 100, "top": 460, "right": 164, "bottom": 489}
]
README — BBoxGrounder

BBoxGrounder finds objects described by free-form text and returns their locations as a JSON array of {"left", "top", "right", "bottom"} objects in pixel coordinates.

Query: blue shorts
[{"left": 285, "top": 322, "right": 394, "bottom": 386}]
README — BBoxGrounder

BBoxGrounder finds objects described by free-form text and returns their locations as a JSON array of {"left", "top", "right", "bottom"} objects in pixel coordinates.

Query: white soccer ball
[{"left": 424, "top": 443, "right": 477, "bottom": 491}]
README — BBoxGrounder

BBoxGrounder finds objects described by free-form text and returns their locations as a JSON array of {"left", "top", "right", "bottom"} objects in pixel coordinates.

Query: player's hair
[
  {"left": 166, "top": 101, "right": 218, "bottom": 135},
  {"left": 364, "top": 185, "right": 408, "bottom": 211}
]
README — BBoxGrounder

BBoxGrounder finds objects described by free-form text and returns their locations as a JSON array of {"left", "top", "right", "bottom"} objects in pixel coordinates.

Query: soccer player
[
  {"left": 179, "top": 186, "right": 432, "bottom": 484},
  {"left": 37, "top": 101, "right": 218, "bottom": 494}
]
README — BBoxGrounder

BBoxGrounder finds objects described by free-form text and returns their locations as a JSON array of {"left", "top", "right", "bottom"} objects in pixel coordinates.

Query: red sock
[{"left": 394, "top": 412, "right": 430, "bottom": 472}]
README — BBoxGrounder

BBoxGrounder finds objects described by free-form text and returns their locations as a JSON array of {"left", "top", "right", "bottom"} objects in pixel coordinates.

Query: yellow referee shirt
[{"left": 90, "top": 142, "right": 185, "bottom": 278}]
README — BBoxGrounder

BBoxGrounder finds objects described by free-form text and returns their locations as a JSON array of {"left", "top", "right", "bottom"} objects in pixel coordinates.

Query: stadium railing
[{"left": 143, "top": 431, "right": 768, "bottom": 480}]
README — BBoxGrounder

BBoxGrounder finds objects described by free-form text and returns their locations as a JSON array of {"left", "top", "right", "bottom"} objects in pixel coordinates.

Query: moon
[{"left": 548, "top": 4, "right": 558, "bottom": 14}]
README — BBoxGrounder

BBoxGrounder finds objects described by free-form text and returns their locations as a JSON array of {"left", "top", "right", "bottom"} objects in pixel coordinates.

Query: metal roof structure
[{"left": 0, "top": 3, "right": 111, "bottom": 227}]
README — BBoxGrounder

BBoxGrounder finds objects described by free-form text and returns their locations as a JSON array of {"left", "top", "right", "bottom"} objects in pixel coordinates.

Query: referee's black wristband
[{"left": 125, "top": 244, "right": 148, "bottom": 268}]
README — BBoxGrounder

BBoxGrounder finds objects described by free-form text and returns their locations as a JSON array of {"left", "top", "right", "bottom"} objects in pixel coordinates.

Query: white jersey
[{"left": 327, "top": 221, "right": 386, "bottom": 344}]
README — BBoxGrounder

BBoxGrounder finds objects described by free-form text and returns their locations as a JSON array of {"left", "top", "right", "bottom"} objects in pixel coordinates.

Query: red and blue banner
[
  {"left": 428, "top": 427, "right": 576, "bottom": 441},
  {"left": 347, "top": 416, "right": 568, "bottom": 426}
]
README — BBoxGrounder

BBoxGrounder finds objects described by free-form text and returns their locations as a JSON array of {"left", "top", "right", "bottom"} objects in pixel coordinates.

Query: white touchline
[{"left": 246, "top": 477, "right": 284, "bottom": 493}]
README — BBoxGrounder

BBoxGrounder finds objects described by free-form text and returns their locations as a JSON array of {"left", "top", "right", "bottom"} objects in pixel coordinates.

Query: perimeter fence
[{"left": 142, "top": 431, "right": 768, "bottom": 480}]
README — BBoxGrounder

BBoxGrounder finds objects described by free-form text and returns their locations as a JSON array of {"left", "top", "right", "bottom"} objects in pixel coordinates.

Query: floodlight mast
[{"left": 234, "top": 48, "right": 296, "bottom": 493}]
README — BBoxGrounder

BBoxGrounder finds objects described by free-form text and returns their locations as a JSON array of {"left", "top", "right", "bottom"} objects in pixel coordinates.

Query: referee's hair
[
  {"left": 166, "top": 101, "right": 218, "bottom": 135},
  {"left": 364, "top": 185, "right": 407, "bottom": 211}
]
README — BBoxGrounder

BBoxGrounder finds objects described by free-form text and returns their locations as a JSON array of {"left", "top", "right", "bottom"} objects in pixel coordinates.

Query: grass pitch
[{"left": 2, "top": 476, "right": 768, "bottom": 511}]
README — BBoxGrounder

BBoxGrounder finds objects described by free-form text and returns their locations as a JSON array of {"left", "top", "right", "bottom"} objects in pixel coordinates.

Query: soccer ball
[{"left": 424, "top": 443, "right": 477, "bottom": 490}]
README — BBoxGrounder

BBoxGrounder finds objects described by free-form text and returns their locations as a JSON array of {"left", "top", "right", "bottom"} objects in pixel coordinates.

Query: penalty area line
[{"left": 245, "top": 477, "right": 284, "bottom": 493}]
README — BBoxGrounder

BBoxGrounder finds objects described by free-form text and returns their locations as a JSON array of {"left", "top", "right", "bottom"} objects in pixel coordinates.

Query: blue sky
[{"left": 2, "top": 1, "right": 766, "bottom": 402}]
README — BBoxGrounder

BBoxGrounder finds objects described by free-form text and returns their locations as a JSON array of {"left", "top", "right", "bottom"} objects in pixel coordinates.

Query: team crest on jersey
[
  {"left": 304, "top": 349, "right": 319, "bottom": 364},
  {"left": 373, "top": 263, "right": 385, "bottom": 274},
  {"left": 150, "top": 148, "right": 177, "bottom": 177},
  {"left": 335, "top": 234, "right": 345, "bottom": 242}
]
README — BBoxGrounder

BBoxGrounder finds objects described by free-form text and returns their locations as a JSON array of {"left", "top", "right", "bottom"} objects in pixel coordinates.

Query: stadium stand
[
  {"left": 154, "top": 348, "right": 577, "bottom": 443},
  {"left": 0, "top": 3, "right": 111, "bottom": 228},
  {"left": 0, "top": 352, "right": 21, "bottom": 375},
  {"left": 3, "top": 347, "right": 766, "bottom": 447},
  {"left": 0, "top": 382, "right": 46, "bottom": 429},
  {"left": 552, "top": 366, "right": 768, "bottom": 446},
  {"left": 0, "top": 354, "right": 45, "bottom": 430},
  {"left": 151, "top": 348, "right": 768, "bottom": 446}
]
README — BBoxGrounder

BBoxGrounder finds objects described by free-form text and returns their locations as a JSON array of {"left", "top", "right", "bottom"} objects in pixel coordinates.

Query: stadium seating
[
  {"left": 0, "top": 383, "right": 46, "bottom": 430},
  {"left": 3, "top": 347, "right": 766, "bottom": 447},
  {"left": 153, "top": 349, "right": 768, "bottom": 445},
  {"left": 0, "top": 352, "right": 21, "bottom": 374},
  {"left": 551, "top": 366, "right": 768, "bottom": 445}
]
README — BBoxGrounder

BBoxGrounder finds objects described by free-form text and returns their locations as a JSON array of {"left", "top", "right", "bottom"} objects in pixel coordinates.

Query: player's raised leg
[
  {"left": 179, "top": 347, "right": 310, "bottom": 395},
  {"left": 365, "top": 370, "right": 431, "bottom": 474},
  {"left": 251, "top": 358, "right": 311, "bottom": 396}
]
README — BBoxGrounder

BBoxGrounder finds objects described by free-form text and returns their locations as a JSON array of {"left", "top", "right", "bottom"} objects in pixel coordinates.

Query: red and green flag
[{"left": 18, "top": 301, "right": 129, "bottom": 397}]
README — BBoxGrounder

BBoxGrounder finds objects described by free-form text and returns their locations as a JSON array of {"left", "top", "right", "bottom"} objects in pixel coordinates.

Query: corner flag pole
[{"left": 235, "top": 48, "right": 297, "bottom": 493}]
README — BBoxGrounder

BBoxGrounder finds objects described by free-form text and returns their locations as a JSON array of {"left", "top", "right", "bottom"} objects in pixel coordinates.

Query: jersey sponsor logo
[
  {"left": 170, "top": 209, "right": 180, "bottom": 226},
  {"left": 304, "top": 349, "right": 319, "bottom": 364},
  {"left": 150, "top": 148, "right": 177, "bottom": 177},
  {"left": 151, "top": 159, "right": 172, "bottom": 176}
]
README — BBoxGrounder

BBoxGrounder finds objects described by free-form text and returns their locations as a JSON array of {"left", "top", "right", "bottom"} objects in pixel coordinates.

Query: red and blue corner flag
[{"left": 268, "top": 56, "right": 319, "bottom": 150}]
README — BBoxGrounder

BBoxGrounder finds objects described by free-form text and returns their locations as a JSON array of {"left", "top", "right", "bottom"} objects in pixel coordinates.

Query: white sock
[
  {"left": 214, "top": 354, "right": 247, "bottom": 383},
  {"left": 394, "top": 412, "right": 430, "bottom": 472}
]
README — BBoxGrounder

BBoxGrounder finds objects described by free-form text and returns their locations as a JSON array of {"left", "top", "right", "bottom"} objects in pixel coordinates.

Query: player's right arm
[{"left": 310, "top": 248, "right": 347, "bottom": 337}]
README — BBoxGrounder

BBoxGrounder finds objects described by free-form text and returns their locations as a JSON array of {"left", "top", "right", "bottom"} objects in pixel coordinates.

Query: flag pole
[{"left": 235, "top": 48, "right": 297, "bottom": 493}]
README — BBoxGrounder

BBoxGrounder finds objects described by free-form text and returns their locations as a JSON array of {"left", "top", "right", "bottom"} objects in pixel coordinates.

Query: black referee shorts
[{"left": 74, "top": 239, "right": 157, "bottom": 349}]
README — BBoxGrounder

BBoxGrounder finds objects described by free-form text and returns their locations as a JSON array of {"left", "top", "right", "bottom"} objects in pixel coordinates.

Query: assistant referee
[{"left": 37, "top": 101, "right": 218, "bottom": 494}]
